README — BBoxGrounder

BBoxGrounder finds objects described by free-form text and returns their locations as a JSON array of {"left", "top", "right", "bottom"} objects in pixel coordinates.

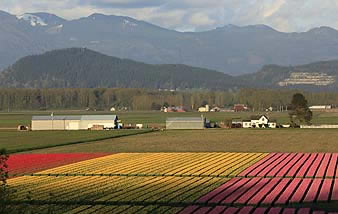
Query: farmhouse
[
  {"left": 166, "top": 117, "right": 207, "bottom": 130},
  {"left": 232, "top": 115, "right": 277, "bottom": 128},
  {"left": 31, "top": 115, "right": 119, "bottom": 131},
  {"left": 250, "top": 115, "right": 277, "bottom": 128}
]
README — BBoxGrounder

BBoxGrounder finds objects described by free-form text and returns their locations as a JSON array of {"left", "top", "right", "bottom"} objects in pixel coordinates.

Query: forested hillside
[
  {"left": 3, "top": 47, "right": 338, "bottom": 91},
  {"left": 0, "top": 48, "right": 239, "bottom": 90}
]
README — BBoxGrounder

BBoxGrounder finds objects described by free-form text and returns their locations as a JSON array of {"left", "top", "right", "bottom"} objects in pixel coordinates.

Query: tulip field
[
  {"left": 7, "top": 153, "right": 110, "bottom": 176},
  {"left": 6, "top": 152, "right": 338, "bottom": 213}
]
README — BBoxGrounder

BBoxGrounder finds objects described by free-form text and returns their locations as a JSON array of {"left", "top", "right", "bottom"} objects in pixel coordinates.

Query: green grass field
[
  {"left": 0, "top": 130, "right": 150, "bottom": 153},
  {"left": 26, "top": 129, "right": 338, "bottom": 154}
]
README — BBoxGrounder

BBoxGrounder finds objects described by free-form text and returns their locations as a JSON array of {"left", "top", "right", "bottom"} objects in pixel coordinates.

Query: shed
[
  {"left": 32, "top": 115, "right": 118, "bottom": 131},
  {"left": 166, "top": 117, "right": 206, "bottom": 130}
]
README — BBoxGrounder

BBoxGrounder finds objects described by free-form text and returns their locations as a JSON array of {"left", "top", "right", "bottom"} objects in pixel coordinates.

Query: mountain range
[
  {"left": 2, "top": 48, "right": 338, "bottom": 91},
  {"left": 2, "top": 10, "right": 338, "bottom": 75},
  {"left": 0, "top": 48, "right": 240, "bottom": 90}
]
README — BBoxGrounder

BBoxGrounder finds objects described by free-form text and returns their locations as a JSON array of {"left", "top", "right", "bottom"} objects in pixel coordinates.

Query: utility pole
[
  {"left": 51, "top": 112, "right": 54, "bottom": 130},
  {"left": 7, "top": 94, "right": 9, "bottom": 113}
]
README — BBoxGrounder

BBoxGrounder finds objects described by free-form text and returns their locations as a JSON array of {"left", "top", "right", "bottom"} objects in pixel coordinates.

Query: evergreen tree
[{"left": 289, "top": 93, "right": 313, "bottom": 126}]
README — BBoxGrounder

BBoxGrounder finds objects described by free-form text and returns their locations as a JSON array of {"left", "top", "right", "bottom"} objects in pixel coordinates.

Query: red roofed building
[{"left": 233, "top": 104, "right": 249, "bottom": 112}]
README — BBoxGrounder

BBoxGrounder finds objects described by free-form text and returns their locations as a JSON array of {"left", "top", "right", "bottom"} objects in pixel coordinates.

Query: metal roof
[
  {"left": 32, "top": 116, "right": 82, "bottom": 121},
  {"left": 166, "top": 117, "right": 204, "bottom": 122},
  {"left": 81, "top": 115, "right": 118, "bottom": 120},
  {"left": 32, "top": 115, "right": 117, "bottom": 121}
]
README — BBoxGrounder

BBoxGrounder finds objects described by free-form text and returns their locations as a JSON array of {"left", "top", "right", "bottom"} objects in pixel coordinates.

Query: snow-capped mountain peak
[
  {"left": 17, "top": 13, "right": 47, "bottom": 26},
  {"left": 123, "top": 19, "right": 138, "bottom": 27}
]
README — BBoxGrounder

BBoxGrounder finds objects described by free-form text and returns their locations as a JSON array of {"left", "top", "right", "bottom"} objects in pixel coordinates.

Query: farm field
[
  {"left": 3, "top": 111, "right": 338, "bottom": 213},
  {"left": 5, "top": 152, "right": 338, "bottom": 213},
  {"left": 2, "top": 110, "right": 338, "bottom": 154},
  {"left": 7, "top": 153, "right": 110, "bottom": 177},
  {"left": 2, "top": 110, "right": 338, "bottom": 128},
  {"left": 0, "top": 130, "right": 150, "bottom": 153},
  {"left": 28, "top": 129, "right": 338, "bottom": 154}
]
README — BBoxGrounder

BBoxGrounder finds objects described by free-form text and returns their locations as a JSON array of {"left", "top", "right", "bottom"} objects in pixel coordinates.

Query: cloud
[
  {"left": 1, "top": 0, "right": 338, "bottom": 32},
  {"left": 80, "top": 0, "right": 167, "bottom": 9}
]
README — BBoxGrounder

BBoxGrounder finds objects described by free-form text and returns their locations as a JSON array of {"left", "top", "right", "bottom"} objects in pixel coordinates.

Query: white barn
[{"left": 31, "top": 115, "right": 119, "bottom": 131}]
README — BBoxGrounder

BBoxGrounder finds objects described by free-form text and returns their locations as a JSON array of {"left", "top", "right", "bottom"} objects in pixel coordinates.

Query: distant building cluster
[
  {"left": 278, "top": 72, "right": 336, "bottom": 87},
  {"left": 198, "top": 105, "right": 236, "bottom": 113},
  {"left": 161, "top": 106, "right": 186, "bottom": 112}
]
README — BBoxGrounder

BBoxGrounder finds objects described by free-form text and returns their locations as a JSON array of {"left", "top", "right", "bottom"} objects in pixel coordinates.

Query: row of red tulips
[{"left": 7, "top": 153, "right": 110, "bottom": 176}]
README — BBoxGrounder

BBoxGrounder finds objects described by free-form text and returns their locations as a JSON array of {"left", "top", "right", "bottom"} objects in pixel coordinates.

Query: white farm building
[
  {"left": 166, "top": 117, "right": 207, "bottom": 130},
  {"left": 249, "top": 115, "right": 277, "bottom": 128},
  {"left": 31, "top": 115, "right": 119, "bottom": 131},
  {"left": 232, "top": 115, "right": 277, "bottom": 129}
]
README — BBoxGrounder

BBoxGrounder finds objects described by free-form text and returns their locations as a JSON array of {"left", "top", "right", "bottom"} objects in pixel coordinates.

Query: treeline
[{"left": 1, "top": 88, "right": 338, "bottom": 111}]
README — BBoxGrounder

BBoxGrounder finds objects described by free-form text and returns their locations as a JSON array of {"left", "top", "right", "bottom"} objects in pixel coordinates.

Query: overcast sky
[{"left": 1, "top": 0, "right": 337, "bottom": 32}]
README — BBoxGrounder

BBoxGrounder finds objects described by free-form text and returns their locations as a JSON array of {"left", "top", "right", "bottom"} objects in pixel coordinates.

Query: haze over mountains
[{"left": 2, "top": 10, "right": 338, "bottom": 76}]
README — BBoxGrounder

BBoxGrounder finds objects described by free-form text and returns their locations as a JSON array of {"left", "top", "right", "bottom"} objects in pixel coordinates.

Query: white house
[
  {"left": 198, "top": 105, "right": 210, "bottom": 112},
  {"left": 250, "top": 115, "right": 269, "bottom": 128},
  {"left": 241, "top": 115, "right": 277, "bottom": 129}
]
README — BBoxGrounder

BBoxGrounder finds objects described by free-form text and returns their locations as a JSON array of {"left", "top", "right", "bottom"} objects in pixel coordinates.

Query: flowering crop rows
[
  {"left": 194, "top": 153, "right": 338, "bottom": 213},
  {"left": 180, "top": 206, "right": 316, "bottom": 214},
  {"left": 239, "top": 153, "right": 338, "bottom": 178},
  {"left": 7, "top": 153, "right": 266, "bottom": 213},
  {"left": 9, "top": 204, "right": 185, "bottom": 214},
  {"left": 32, "top": 153, "right": 267, "bottom": 177},
  {"left": 8, "top": 152, "right": 338, "bottom": 213},
  {"left": 8, "top": 176, "right": 228, "bottom": 213},
  {"left": 198, "top": 177, "right": 338, "bottom": 206},
  {"left": 7, "top": 153, "right": 110, "bottom": 176}
]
